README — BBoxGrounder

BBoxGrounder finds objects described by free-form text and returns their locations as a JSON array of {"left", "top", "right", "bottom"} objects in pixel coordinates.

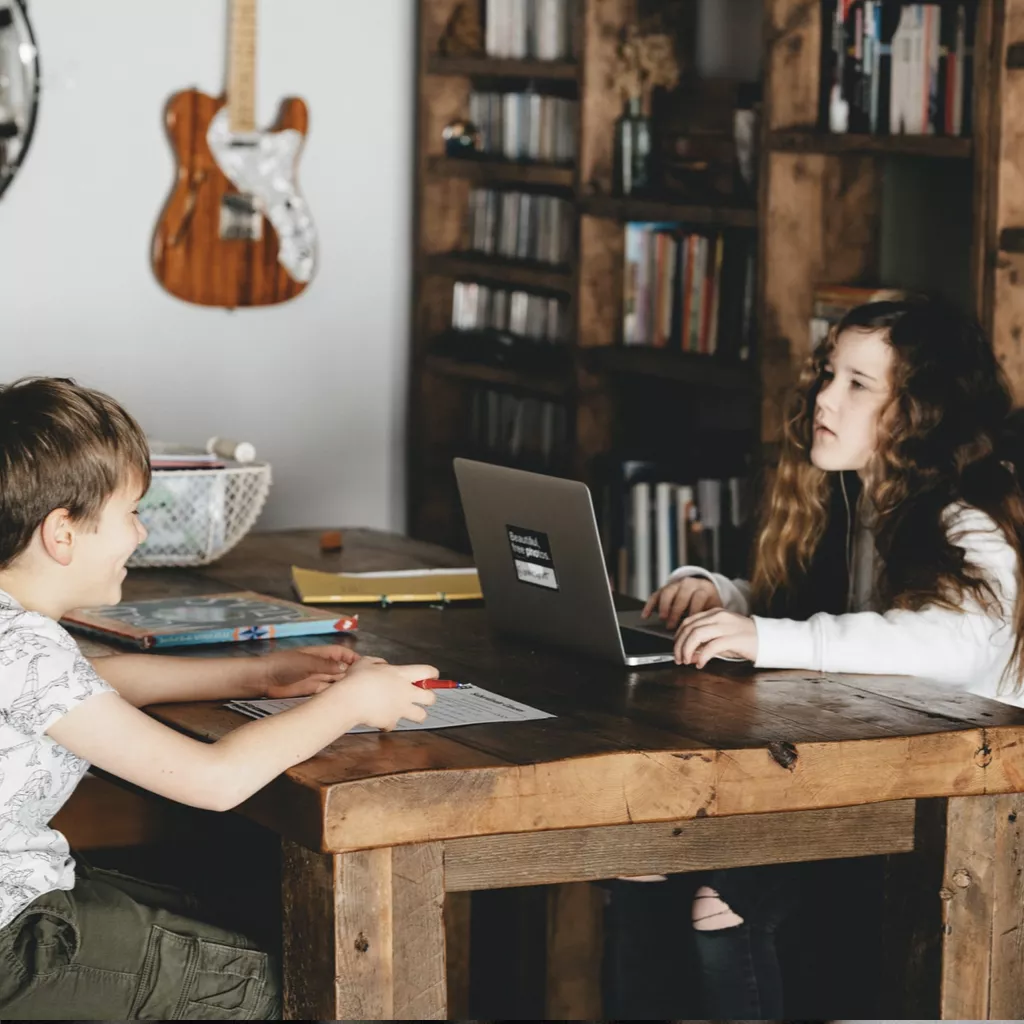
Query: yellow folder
[{"left": 291, "top": 566, "right": 482, "bottom": 605}]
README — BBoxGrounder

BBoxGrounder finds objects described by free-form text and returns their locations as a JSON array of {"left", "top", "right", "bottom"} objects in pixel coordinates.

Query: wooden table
[{"left": 102, "top": 529, "right": 1024, "bottom": 1019}]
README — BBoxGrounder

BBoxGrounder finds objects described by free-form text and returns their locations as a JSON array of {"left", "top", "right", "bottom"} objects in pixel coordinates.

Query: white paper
[
  {"left": 225, "top": 683, "right": 553, "bottom": 732},
  {"left": 329, "top": 567, "right": 477, "bottom": 579}
]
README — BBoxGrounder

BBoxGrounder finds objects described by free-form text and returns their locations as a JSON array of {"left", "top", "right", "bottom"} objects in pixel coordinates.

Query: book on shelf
[
  {"left": 608, "top": 463, "right": 753, "bottom": 600},
  {"left": 484, "top": 0, "right": 577, "bottom": 61},
  {"left": 452, "top": 280, "right": 569, "bottom": 343},
  {"left": 822, "top": 1, "right": 975, "bottom": 137},
  {"left": 469, "top": 90, "right": 578, "bottom": 163},
  {"left": 809, "top": 283, "right": 905, "bottom": 349},
  {"left": 468, "top": 188, "right": 573, "bottom": 265},
  {"left": 468, "top": 386, "right": 569, "bottom": 468},
  {"left": 622, "top": 223, "right": 755, "bottom": 359}
]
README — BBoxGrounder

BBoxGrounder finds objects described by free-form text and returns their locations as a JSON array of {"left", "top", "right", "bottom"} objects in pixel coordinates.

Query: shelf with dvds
[
  {"left": 426, "top": 55, "right": 579, "bottom": 81},
  {"left": 579, "top": 193, "right": 758, "bottom": 229},
  {"left": 421, "top": 252, "right": 574, "bottom": 293},
  {"left": 424, "top": 352, "right": 572, "bottom": 398},
  {"left": 428, "top": 155, "right": 575, "bottom": 188},
  {"left": 587, "top": 346, "right": 757, "bottom": 392},
  {"left": 767, "top": 129, "right": 974, "bottom": 159}
]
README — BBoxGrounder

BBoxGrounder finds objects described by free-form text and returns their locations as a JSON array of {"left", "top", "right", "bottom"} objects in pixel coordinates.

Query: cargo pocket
[
  {"left": 132, "top": 925, "right": 270, "bottom": 1020},
  {"left": 8, "top": 888, "right": 81, "bottom": 978}
]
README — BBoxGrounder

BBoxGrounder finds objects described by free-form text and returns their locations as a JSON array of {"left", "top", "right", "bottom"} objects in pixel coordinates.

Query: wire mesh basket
[{"left": 129, "top": 463, "right": 273, "bottom": 568}]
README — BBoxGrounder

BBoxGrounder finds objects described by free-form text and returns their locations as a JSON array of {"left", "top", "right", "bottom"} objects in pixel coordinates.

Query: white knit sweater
[{"left": 669, "top": 503, "right": 1024, "bottom": 708}]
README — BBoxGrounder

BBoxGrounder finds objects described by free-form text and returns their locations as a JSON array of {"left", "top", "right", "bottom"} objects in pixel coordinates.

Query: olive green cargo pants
[{"left": 0, "top": 860, "right": 281, "bottom": 1020}]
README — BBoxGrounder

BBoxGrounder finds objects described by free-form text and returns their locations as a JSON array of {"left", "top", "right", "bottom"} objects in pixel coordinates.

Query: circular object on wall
[{"left": 0, "top": 0, "right": 39, "bottom": 201}]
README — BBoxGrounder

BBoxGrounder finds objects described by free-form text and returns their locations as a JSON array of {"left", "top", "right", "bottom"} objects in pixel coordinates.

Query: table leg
[
  {"left": 884, "top": 794, "right": 1024, "bottom": 1019},
  {"left": 939, "top": 794, "right": 1024, "bottom": 1019},
  {"left": 281, "top": 839, "right": 447, "bottom": 1020}
]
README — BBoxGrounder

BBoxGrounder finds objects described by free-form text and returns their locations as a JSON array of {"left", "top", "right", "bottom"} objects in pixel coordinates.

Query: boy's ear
[{"left": 40, "top": 508, "right": 75, "bottom": 567}]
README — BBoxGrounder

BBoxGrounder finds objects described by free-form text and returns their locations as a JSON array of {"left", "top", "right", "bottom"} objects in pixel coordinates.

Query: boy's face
[{"left": 71, "top": 480, "right": 148, "bottom": 607}]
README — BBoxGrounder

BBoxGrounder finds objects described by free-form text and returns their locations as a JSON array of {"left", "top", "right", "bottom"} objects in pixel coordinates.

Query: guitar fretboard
[{"left": 227, "top": 0, "right": 257, "bottom": 133}]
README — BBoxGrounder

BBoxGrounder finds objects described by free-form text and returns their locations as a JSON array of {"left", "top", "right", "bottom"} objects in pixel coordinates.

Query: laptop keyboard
[{"left": 620, "top": 627, "right": 676, "bottom": 656}]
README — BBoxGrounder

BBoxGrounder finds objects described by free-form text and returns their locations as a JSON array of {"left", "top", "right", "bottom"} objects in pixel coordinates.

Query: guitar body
[{"left": 152, "top": 89, "right": 316, "bottom": 308}]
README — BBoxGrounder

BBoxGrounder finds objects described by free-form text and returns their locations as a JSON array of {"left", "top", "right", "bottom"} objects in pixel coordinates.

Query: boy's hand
[
  {"left": 329, "top": 660, "right": 439, "bottom": 731},
  {"left": 674, "top": 609, "right": 757, "bottom": 668},
  {"left": 261, "top": 645, "right": 365, "bottom": 699},
  {"left": 642, "top": 577, "right": 723, "bottom": 630}
]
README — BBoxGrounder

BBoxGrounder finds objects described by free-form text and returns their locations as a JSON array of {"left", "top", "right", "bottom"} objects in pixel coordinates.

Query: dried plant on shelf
[
  {"left": 437, "top": 2, "right": 483, "bottom": 57},
  {"left": 610, "top": 25, "right": 682, "bottom": 116}
]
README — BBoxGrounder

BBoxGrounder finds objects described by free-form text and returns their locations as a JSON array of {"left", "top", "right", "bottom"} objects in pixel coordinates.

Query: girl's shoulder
[
  {"left": 941, "top": 500, "right": 996, "bottom": 530},
  {"left": 941, "top": 501, "right": 1017, "bottom": 568}
]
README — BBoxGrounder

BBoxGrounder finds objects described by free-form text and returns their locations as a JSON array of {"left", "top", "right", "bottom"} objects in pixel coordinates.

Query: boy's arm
[
  {"left": 46, "top": 660, "right": 438, "bottom": 812},
  {"left": 87, "top": 646, "right": 358, "bottom": 707}
]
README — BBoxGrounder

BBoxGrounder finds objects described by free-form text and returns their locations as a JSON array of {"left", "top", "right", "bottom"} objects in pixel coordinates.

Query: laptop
[{"left": 453, "top": 458, "right": 677, "bottom": 666}]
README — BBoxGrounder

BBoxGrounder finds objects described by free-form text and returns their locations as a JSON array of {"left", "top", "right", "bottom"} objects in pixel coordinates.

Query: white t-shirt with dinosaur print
[{"left": 0, "top": 589, "right": 113, "bottom": 929}]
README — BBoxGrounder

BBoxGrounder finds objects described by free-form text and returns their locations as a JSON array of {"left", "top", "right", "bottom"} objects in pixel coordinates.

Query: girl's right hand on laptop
[
  {"left": 329, "top": 660, "right": 439, "bottom": 731},
  {"left": 642, "top": 577, "right": 723, "bottom": 630}
]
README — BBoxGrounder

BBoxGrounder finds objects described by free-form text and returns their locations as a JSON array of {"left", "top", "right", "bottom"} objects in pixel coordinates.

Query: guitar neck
[{"left": 227, "top": 0, "right": 257, "bottom": 133}]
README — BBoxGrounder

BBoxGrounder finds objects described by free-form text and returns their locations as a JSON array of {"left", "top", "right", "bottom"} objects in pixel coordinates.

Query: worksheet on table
[{"left": 225, "top": 684, "right": 553, "bottom": 732}]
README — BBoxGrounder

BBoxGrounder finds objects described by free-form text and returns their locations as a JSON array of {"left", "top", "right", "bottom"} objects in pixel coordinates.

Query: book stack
[
  {"left": 484, "top": 0, "right": 577, "bottom": 60},
  {"left": 469, "top": 388, "right": 569, "bottom": 469},
  {"left": 623, "top": 224, "right": 756, "bottom": 359},
  {"left": 809, "top": 283, "right": 905, "bottom": 349},
  {"left": 452, "top": 281, "right": 569, "bottom": 343},
  {"left": 611, "top": 465, "right": 753, "bottom": 600},
  {"left": 822, "top": 1, "right": 975, "bottom": 135},
  {"left": 469, "top": 91, "right": 578, "bottom": 163},
  {"left": 468, "top": 188, "right": 573, "bottom": 265}
]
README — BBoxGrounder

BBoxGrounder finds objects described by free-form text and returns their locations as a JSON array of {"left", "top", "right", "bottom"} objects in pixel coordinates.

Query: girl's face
[{"left": 811, "top": 327, "right": 894, "bottom": 474}]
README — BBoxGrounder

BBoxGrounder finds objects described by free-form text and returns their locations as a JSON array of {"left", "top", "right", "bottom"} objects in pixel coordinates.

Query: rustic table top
[{"left": 118, "top": 528, "right": 1024, "bottom": 853}]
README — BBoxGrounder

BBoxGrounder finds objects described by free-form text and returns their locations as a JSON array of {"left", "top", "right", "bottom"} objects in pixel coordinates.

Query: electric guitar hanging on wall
[{"left": 152, "top": 0, "right": 317, "bottom": 308}]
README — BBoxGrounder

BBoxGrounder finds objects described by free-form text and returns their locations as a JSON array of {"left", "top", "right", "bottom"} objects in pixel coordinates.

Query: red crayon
[{"left": 413, "top": 679, "right": 469, "bottom": 689}]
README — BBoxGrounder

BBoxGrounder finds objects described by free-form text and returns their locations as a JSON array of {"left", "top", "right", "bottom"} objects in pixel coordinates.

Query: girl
[{"left": 641, "top": 297, "right": 1024, "bottom": 1017}]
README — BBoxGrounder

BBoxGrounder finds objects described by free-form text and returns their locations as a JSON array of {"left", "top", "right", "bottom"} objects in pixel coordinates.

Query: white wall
[{"left": 0, "top": 0, "right": 413, "bottom": 530}]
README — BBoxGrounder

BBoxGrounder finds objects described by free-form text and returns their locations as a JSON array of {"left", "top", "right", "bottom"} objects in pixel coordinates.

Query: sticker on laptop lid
[{"left": 507, "top": 525, "right": 559, "bottom": 591}]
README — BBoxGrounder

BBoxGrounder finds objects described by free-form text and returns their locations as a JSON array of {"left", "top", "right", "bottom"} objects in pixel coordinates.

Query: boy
[{"left": 0, "top": 377, "right": 438, "bottom": 1020}]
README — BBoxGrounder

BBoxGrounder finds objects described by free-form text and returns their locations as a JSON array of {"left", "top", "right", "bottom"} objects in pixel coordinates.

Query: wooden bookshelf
[
  {"left": 412, "top": 0, "right": 1024, "bottom": 560},
  {"left": 412, "top": 0, "right": 764, "bottom": 552}
]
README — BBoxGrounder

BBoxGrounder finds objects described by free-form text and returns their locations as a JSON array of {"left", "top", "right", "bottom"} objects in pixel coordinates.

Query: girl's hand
[
  {"left": 673, "top": 610, "right": 757, "bottom": 668},
  {"left": 262, "top": 645, "right": 368, "bottom": 699},
  {"left": 643, "top": 577, "right": 722, "bottom": 630}
]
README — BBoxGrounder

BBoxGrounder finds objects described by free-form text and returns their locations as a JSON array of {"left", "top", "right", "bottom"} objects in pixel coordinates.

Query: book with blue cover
[{"left": 62, "top": 591, "right": 358, "bottom": 650}]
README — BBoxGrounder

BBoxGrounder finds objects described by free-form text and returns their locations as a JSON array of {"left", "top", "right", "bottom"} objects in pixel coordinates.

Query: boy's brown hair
[{"left": 0, "top": 377, "right": 151, "bottom": 568}]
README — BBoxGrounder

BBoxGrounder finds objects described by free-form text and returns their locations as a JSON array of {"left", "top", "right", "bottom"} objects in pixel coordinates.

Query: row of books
[
  {"left": 469, "top": 91, "right": 577, "bottom": 163},
  {"left": 614, "top": 468, "right": 753, "bottom": 600},
  {"left": 823, "top": 1, "right": 975, "bottom": 136},
  {"left": 623, "top": 223, "right": 756, "bottom": 360},
  {"left": 483, "top": 0, "right": 578, "bottom": 61},
  {"left": 452, "top": 280, "right": 570, "bottom": 343},
  {"left": 809, "top": 282, "right": 904, "bottom": 348},
  {"left": 468, "top": 188, "right": 573, "bottom": 265},
  {"left": 469, "top": 387, "right": 570, "bottom": 467}
]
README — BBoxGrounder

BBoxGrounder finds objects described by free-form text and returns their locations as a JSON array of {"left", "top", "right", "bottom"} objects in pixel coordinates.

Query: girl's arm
[
  {"left": 668, "top": 566, "right": 752, "bottom": 615},
  {"left": 754, "top": 508, "right": 1019, "bottom": 690}
]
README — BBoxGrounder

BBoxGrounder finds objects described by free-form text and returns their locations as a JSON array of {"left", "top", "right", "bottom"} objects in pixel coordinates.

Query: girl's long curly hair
[{"left": 751, "top": 298, "right": 1024, "bottom": 691}]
